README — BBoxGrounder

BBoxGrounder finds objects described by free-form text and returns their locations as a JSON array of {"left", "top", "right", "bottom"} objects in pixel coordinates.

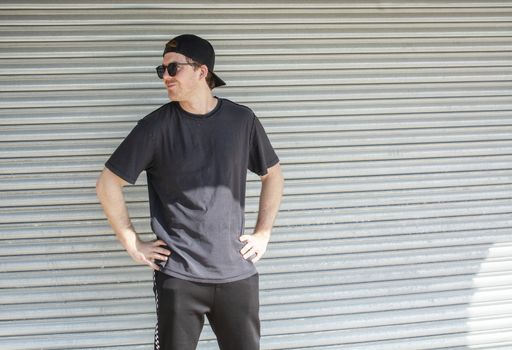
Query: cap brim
[{"left": 212, "top": 72, "right": 226, "bottom": 88}]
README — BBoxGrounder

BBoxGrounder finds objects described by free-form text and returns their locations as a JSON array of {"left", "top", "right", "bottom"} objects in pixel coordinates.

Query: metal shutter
[{"left": 1, "top": 1, "right": 512, "bottom": 349}]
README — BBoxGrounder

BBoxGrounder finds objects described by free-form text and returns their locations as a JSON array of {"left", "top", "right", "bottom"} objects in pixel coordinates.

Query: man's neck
[{"left": 179, "top": 94, "right": 218, "bottom": 116}]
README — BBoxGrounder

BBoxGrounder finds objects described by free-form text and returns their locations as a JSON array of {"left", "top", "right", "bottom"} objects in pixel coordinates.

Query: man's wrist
[
  {"left": 116, "top": 228, "right": 140, "bottom": 253},
  {"left": 254, "top": 229, "right": 271, "bottom": 239}
]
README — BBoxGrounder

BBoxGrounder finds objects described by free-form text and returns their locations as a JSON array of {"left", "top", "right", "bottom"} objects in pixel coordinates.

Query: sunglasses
[{"left": 155, "top": 62, "right": 197, "bottom": 79}]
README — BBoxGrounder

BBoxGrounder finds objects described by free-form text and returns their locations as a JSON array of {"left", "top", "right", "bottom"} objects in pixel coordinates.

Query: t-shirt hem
[{"left": 160, "top": 267, "right": 258, "bottom": 284}]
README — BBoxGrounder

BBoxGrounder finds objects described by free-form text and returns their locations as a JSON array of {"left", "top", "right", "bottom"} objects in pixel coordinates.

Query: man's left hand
[{"left": 240, "top": 232, "right": 270, "bottom": 263}]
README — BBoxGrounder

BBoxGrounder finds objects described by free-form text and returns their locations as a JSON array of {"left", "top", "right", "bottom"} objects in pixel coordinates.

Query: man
[{"left": 96, "top": 34, "right": 284, "bottom": 350}]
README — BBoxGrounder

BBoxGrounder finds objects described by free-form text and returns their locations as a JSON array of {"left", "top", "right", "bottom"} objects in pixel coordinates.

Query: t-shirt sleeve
[
  {"left": 105, "top": 119, "right": 156, "bottom": 184},
  {"left": 248, "top": 115, "right": 279, "bottom": 176}
]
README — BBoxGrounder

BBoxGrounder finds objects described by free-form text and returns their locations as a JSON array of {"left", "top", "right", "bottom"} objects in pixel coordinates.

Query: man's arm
[
  {"left": 240, "top": 162, "right": 284, "bottom": 263},
  {"left": 96, "top": 167, "right": 170, "bottom": 270}
]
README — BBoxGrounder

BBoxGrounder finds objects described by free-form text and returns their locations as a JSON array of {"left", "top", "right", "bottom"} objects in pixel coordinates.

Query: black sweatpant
[{"left": 153, "top": 271, "right": 260, "bottom": 350}]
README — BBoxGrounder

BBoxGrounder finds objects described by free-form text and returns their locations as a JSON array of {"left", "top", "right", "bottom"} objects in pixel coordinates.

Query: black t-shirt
[{"left": 105, "top": 98, "right": 279, "bottom": 283}]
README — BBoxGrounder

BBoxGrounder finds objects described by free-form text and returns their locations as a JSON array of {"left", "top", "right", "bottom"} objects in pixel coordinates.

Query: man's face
[{"left": 161, "top": 52, "right": 202, "bottom": 101}]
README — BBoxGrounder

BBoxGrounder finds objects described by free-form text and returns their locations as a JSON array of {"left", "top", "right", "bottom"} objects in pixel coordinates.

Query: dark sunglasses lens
[
  {"left": 167, "top": 62, "right": 178, "bottom": 76},
  {"left": 156, "top": 65, "right": 164, "bottom": 79},
  {"left": 156, "top": 63, "right": 178, "bottom": 79}
]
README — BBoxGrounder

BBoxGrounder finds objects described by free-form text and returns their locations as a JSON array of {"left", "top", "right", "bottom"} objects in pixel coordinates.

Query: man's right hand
[{"left": 127, "top": 239, "right": 171, "bottom": 271}]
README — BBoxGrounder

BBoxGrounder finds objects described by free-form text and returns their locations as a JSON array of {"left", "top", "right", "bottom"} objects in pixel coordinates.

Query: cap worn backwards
[{"left": 163, "top": 34, "right": 226, "bottom": 88}]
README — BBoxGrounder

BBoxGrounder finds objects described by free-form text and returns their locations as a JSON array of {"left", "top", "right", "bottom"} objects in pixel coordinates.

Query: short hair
[{"left": 185, "top": 57, "right": 215, "bottom": 90}]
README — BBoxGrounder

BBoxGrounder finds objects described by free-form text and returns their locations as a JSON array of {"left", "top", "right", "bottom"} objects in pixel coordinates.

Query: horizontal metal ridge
[
  {"left": 1, "top": 166, "right": 510, "bottom": 191},
  {"left": 264, "top": 326, "right": 512, "bottom": 350},
  {"left": 3, "top": 68, "right": 512, "bottom": 92},
  {"left": 3, "top": 242, "right": 512, "bottom": 273},
  {"left": 7, "top": 83, "right": 512, "bottom": 108},
  {"left": 3, "top": 37, "right": 512, "bottom": 58},
  {"left": 1, "top": 2, "right": 512, "bottom": 10},
  {"left": 2, "top": 285, "right": 512, "bottom": 323},
  {"left": 1, "top": 211, "right": 510, "bottom": 241},
  {"left": 4, "top": 303, "right": 512, "bottom": 340},
  {"left": 0, "top": 329, "right": 154, "bottom": 350},
  {"left": 2, "top": 106, "right": 512, "bottom": 126},
  {"left": 2, "top": 195, "right": 512, "bottom": 224},
  {"left": 3, "top": 120, "right": 512, "bottom": 143},
  {"left": 2, "top": 317, "right": 512, "bottom": 350},
  {"left": 3, "top": 181, "right": 512, "bottom": 207},
  {"left": 2, "top": 53, "right": 512, "bottom": 76},
  {"left": 2, "top": 271, "right": 511, "bottom": 306},
  {"left": 0, "top": 257, "right": 508, "bottom": 289},
  {"left": 4, "top": 94, "right": 512, "bottom": 116},
  {"left": 2, "top": 23, "right": 512, "bottom": 44},
  {"left": 4, "top": 136, "right": 512, "bottom": 164},
  {"left": 1, "top": 227, "right": 511, "bottom": 258},
  {"left": 1, "top": 9, "right": 512, "bottom": 26}
]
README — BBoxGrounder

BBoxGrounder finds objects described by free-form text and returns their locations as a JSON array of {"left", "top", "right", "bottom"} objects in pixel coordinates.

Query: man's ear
[{"left": 199, "top": 65, "right": 209, "bottom": 79}]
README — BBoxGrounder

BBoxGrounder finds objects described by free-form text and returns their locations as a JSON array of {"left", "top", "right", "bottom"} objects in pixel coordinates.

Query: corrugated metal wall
[{"left": 1, "top": 1, "right": 512, "bottom": 349}]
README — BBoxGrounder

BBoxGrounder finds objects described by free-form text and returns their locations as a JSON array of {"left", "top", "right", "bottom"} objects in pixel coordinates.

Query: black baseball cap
[{"left": 163, "top": 34, "right": 226, "bottom": 88}]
